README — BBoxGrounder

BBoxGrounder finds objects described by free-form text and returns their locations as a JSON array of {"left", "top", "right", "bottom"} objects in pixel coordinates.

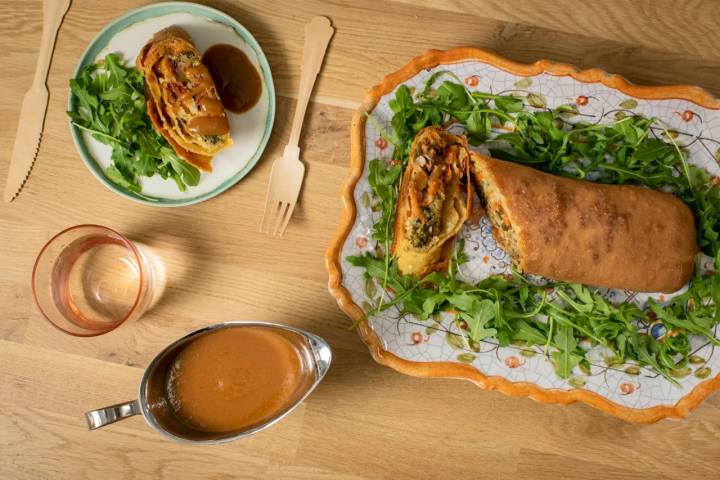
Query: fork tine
[
  {"left": 272, "top": 202, "right": 289, "bottom": 236},
  {"left": 276, "top": 202, "right": 296, "bottom": 237}
]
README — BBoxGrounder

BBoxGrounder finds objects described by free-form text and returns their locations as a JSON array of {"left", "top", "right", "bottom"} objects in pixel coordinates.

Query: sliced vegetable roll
[
  {"left": 471, "top": 153, "right": 698, "bottom": 293},
  {"left": 137, "top": 26, "right": 232, "bottom": 171},
  {"left": 392, "top": 127, "right": 472, "bottom": 277}
]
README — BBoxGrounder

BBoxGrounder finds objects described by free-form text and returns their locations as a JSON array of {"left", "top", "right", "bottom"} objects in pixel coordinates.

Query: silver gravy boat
[{"left": 85, "top": 321, "right": 332, "bottom": 443}]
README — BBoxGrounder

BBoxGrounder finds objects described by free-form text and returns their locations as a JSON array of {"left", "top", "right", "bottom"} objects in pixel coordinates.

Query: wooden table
[{"left": 2, "top": 1, "right": 719, "bottom": 478}]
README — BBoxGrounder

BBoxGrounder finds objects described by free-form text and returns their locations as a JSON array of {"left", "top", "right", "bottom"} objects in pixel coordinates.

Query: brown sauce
[
  {"left": 166, "top": 327, "right": 311, "bottom": 433},
  {"left": 186, "top": 115, "right": 229, "bottom": 136},
  {"left": 197, "top": 97, "right": 225, "bottom": 116},
  {"left": 202, "top": 44, "right": 262, "bottom": 114}
]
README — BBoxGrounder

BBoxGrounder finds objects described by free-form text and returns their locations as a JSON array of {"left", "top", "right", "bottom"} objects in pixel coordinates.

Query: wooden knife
[{"left": 4, "top": 0, "right": 71, "bottom": 203}]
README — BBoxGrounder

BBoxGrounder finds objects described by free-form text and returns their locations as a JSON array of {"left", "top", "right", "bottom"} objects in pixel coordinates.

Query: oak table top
[{"left": 2, "top": 1, "right": 719, "bottom": 478}]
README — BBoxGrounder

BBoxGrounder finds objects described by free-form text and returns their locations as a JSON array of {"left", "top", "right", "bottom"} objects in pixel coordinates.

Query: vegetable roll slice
[
  {"left": 137, "top": 26, "right": 232, "bottom": 171},
  {"left": 471, "top": 153, "right": 697, "bottom": 293},
  {"left": 393, "top": 127, "right": 472, "bottom": 277}
]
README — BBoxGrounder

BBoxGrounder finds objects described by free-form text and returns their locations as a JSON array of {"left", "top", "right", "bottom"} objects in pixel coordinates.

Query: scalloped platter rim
[{"left": 326, "top": 48, "right": 720, "bottom": 423}]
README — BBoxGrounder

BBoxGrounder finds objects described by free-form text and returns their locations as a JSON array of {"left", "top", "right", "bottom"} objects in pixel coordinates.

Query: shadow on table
[{"left": 123, "top": 217, "right": 212, "bottom": 317}]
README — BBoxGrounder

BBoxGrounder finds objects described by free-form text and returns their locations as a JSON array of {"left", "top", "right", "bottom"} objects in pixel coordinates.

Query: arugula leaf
[
  {"left": 551, "top": 326, "right": 582, "bottom": 378},
  {"left": 105, "top": 165, "right": 141, "bottom": 193},
  {"left": 68, "top": 53, "right": 200, "bottom": 192},
  {"left": 422, "top": 293, "right": 447, "bottom": 318},
  {"left": 104, "top": 53, "right": 128, "bottom": 85},
  {"left": 389, "top": 85, "right": 414, "bottom": 113},
  {"left": 628, "top": 335, "right": 678, "bottom": 385},
  {"left": 164, "top": 149, "right": 200, "bottom": 190},
  {"left": 494, "top": 95, "right": 523, "bottom": 113},
  {"left": 366, "top": 158, "right": 402, "bottom": 244},
  {"left": 447, "top": 293, "right": 477, "bottom": 311},
  {"left": 460, "top": 299, "right": 497, "bottom": 342},
  {"left": 69, "top": 78, "right": 98, "bottom": 111},
  {"left": 437, "top": 81, "right": 469, "bottom": 110},
  {"left": 509, "top": 319, "right": 547, "bottom": 345},
  {"left": 465, "top": 110, "right": 492, "bottom": 144}
]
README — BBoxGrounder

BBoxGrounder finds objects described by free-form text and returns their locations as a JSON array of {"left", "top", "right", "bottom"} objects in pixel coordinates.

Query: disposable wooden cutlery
[
  {"left": 259, "top": 16, "right": 334, "bottom": 236},
  {"left": 4, "top": 0, "right": 71, "bottom": 203}
]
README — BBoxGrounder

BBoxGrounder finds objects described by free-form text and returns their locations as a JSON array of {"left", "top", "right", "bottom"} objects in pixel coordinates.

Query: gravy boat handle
[{"left": 85, "top": 400, "right": 141, "bottom": 430}]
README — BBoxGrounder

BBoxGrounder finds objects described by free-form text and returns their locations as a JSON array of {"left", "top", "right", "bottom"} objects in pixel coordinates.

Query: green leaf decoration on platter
[
  {"left": 619, "top": 99, "right": 638, "bottom": 109},
  {"left": 663, "top": 129, "right": 679, "bottom": 140},
  {"left": 457, "top": 353, "right": 477, "bottom": 363},
  {"left": 689, "top": 355, "right": 706, "bottom": 365},
  {"left": 514, "top": 77, "right": 533, "bottom": 89},
  {"left": 360, "top": 301, "right": 374, "bottom": 315},
  {"left": 526, "top": 92, "right": 547, "bottom": 108},
  {"left": 445, "top": 331, "right": 467, "bottom": 350},
  {"left": 556, "top": 104, "right": 579, "bottom": 120},
  {"left": 364, "top": 276, "right": 378, "bottom": 300},
  {"left": 603, "top": 355, "right": 623, "bottom": 367},
  {"left": 669, "top": 367, "right": 692, "bottom": 379},
  {"left": 360, "top": 191, "right": 371, "bottom": 209},
  {"left": 568, "top": 377, "right": 587, "bottom": 388},
  {"left": 425, "top": 320, "right": 443, "bottom": 336}
]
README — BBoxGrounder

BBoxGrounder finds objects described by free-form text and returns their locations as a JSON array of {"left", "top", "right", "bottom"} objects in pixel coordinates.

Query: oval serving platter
[
  {"left": 327, "top": 48, "right": 720, "bottom": 423},
  {"left": 69, "top": 2, "right": 275, "bottom": 206}
]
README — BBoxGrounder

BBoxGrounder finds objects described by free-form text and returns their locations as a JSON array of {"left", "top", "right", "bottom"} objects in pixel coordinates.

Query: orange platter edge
[{"left": 325, "top": 47, "right": 720, "bottom": 424}]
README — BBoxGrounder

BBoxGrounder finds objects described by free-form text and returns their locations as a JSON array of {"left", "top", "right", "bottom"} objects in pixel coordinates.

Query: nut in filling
[{"left": 404, "top": 139, "right": 463, "bottom": 249}]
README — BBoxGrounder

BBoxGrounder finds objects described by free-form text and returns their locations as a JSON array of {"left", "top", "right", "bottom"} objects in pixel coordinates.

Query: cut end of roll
[
  {"left": 393, "top": 126, "right": 472, "bottom": 277},
  {"left": 470, "top": 153, "right": 524, "bottom": 270}
]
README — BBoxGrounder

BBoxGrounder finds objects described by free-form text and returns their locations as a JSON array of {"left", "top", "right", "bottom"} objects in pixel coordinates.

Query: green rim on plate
[{"left": 68, "top": 1, "right": 276, "bottom": 207}]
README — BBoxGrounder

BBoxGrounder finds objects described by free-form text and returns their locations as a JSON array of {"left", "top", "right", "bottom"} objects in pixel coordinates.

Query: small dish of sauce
[
  {"left": 202, "top": 44, "right": 262, "bottom": 114},
  {"left": 165, "top": 326, "right": 314, "bottom": 433}
]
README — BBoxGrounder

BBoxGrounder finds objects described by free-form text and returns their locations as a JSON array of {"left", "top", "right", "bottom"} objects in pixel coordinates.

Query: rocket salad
[
  {"left": 348, "top": 72, "right": 720, "bottom": 385},
  {"left": 68, "top": 53, "right": 200, "bottom": 193}
]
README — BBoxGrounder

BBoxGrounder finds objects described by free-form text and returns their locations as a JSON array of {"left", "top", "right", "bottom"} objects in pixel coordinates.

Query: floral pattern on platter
[{"left": 341, "top": 60, "right": 720, "bottom": 410}]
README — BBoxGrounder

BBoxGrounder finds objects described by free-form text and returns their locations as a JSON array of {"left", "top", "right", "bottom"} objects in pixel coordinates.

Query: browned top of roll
[{"left": 472, "top": 154, "right": 698, "bottom": 293}]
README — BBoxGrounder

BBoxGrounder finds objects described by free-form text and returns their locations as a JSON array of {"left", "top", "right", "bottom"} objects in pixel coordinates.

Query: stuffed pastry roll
[
  {"left": 392, "top": 127, "right": 472, "bottom": 277},
  {"left": 471, "top": 153, "right": 697, "bottom": 293},
  {"left": 137, "top": 26, "right": 232, "bottom": 171}
]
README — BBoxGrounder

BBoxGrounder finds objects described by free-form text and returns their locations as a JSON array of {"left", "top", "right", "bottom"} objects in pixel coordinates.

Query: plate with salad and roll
[
  {"left": 327, "top": 48, "right": 720, "bottom": 423},
  {"left": 67, "top": 2, "right": 274, "bottom": 206}
]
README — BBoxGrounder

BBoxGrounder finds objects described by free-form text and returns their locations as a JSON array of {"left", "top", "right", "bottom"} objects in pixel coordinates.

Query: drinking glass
[{"left": 32, "top": 224, "right": 158, "bottom": 336}]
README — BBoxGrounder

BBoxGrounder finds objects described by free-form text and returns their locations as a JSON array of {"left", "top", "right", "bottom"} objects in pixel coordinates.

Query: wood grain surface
[{"left": 1, "top": 0, "right": 719, "bottom": 478}]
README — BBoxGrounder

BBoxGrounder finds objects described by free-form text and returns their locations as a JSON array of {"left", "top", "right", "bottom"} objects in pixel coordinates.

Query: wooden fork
[{"left": 260, "top": 16, "right": 334, "bottom": 236}]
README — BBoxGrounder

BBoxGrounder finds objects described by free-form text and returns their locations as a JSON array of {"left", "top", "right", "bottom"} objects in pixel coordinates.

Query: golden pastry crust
[
  {"left": 392, "top": 127, "right": 472, "bottom": 277},
  {"left": 471, "top": 153, "right": 698, "bottom": 293},
  {"left": 146, "top": 101, "right": 213, "bottom": 171}
]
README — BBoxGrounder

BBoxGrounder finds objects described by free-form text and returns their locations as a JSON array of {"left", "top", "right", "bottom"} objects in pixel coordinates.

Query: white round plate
[{"left": 69, "top": 2, "right": 275, "bottom": 206}]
